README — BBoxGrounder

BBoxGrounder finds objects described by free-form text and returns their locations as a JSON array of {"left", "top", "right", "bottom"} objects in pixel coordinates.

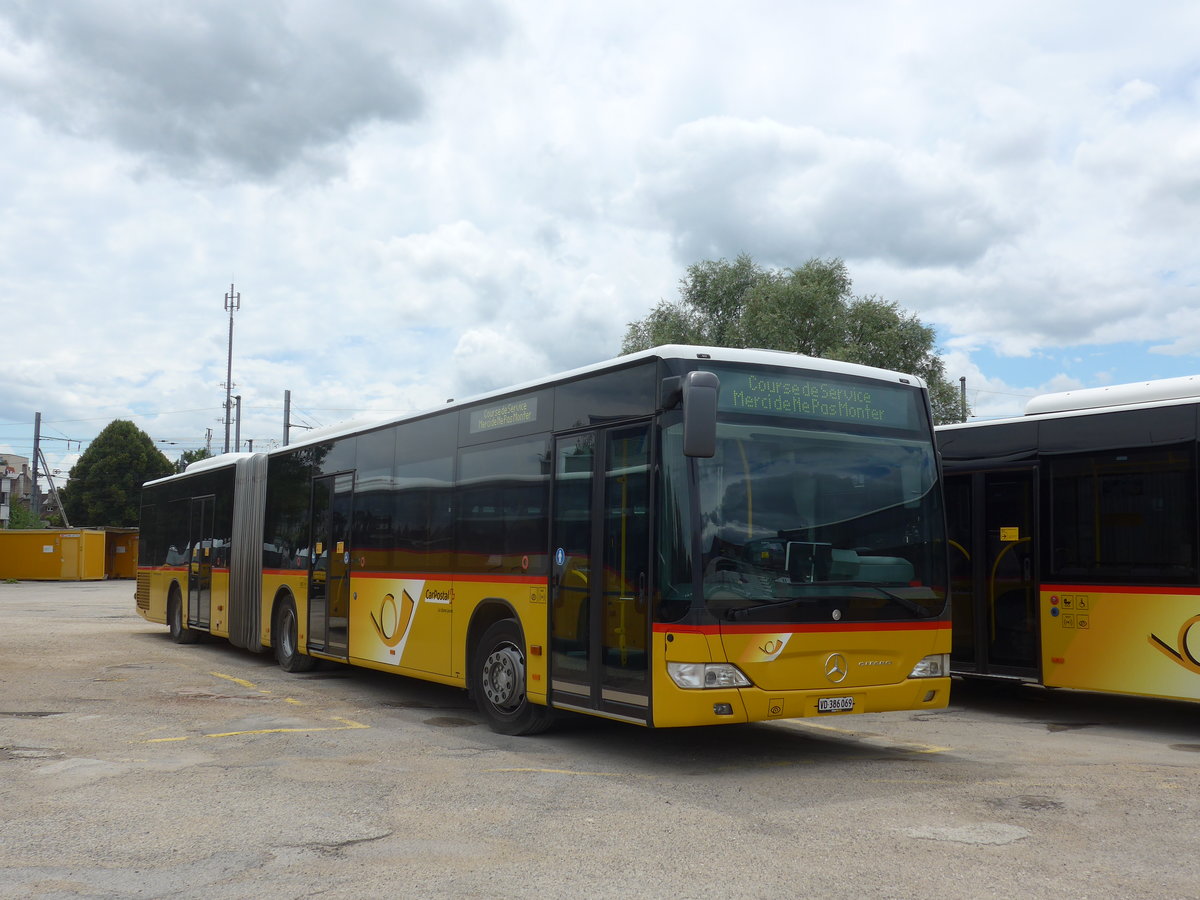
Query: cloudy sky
[{"left": 2, "top": 1, "right": 1198, "bottom": 485}]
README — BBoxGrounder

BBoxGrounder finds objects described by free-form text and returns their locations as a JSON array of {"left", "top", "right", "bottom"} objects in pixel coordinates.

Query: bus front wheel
[
  {"left": 167, "top": 588, "right": 199, "bottom": 644},
  {"left": 274, "top": 598, "right": 316, "bottom": 673},
  {"left": 472, "top": 619, "right": 553, "bottom": 736}
]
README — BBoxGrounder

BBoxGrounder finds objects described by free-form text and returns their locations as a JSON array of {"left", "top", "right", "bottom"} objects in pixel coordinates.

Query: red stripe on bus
[
  {"left": 261, "top": 568, "right": 545, "bottom": 586},
  {"left": 134, "top": 566, "right": 228, "bottom": 573},
  {"left": 1042, "top": 583, "right": 1200, "bottom": 596},
  {"left": 653, "top": 621, "right": 951, "bottom": 636},
  {"left": 366, "top": 571, "right": 544, "bottom": 585}
]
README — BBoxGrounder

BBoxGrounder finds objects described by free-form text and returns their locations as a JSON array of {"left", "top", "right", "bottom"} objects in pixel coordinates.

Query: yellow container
[
  {"left": 0, "top": 528, "right": 115, "bottom": 581},
  {"left": 104, "top": 530, "right": 139, "bottom": 579}
]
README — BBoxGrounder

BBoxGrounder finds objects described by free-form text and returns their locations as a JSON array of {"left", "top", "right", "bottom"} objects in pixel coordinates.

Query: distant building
[
  {"left": 38, "top": 487, "right": 63, "bottom": 521},
  {"left": 0, "top": 454, "right": 33, "bottom": 527}
]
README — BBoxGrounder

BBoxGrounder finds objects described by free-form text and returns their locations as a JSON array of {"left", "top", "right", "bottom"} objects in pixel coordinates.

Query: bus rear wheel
[
  {"left": 472, "top": 619, "right": 553, "bottom": 735},
  {"left": 167, "top": 588, "right": 199, "bottom": 644},
  {"left": 274, "top": 597, "right": 316, "bottom": 673}
]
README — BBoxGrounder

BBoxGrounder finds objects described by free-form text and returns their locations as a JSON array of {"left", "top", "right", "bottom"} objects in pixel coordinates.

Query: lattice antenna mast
[{"left": 223, "top": 283, "right": 241, "bottom": 453}]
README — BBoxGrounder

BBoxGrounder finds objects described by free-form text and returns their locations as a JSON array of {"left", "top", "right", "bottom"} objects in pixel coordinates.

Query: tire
[
  {"left": 472, "top": 619, "right": 553, "bottom": 735},
  {"left": 274, "top": 597, "right": 316, "bottom": 673},
  {"left": 167, "top": 588, "right": 200, "bottom": 644}
]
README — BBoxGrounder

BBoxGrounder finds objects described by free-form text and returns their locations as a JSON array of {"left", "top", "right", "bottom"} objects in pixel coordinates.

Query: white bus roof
[
  {"left": 1024, "top": 374, "right": 1200, "bottom": 416},
  {"left": 274, "top": 344, "right": 928, "bottom": 454},
  {"left": 141, "top": 452, "right": 252, "bottom": 488},
  {"left": 939, "top": 373, "right": 1200, "bottom": 433}
]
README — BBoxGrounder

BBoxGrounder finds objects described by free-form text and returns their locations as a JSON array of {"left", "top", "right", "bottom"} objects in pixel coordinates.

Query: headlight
[
  {"left": 908, "top": 653, "right": 949, "bottom": 678},
  {"left": 667, "top": 662, "right": 753, "bottom": 689}
]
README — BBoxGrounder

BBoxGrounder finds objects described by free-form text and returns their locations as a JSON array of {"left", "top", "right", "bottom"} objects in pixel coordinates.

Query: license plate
[{"left": 818, "top": 696, "right": 854, "bottom": 712}]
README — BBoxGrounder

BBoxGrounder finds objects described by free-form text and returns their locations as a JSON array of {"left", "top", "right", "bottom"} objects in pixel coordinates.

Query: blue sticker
[{"left": 555, "top": 547, "right": 565, "bottom": 566}]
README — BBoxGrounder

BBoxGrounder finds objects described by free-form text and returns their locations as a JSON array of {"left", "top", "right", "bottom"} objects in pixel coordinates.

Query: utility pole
[
  {"left": 205, "top": 428, "right": 213, "bottom": 455},
  {"left": 223, "top": 283, "right": 241, "bottom": 453},
  {"left": 38, "top": 448, "right": 68, "bottom": 527},
  {"left": 283, "top": 389, "right": 291, "bottom": 446},
  {"left": 235, "top": 395, "right": 242, "bottom": 453},
  {"left": 960, "top": 376, "right": 968, "bottom": 423},
  {"left": 31, "top": 412, "right": 41, "bottom": 518}
]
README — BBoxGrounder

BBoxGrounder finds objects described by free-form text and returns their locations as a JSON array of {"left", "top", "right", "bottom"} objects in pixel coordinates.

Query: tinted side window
[
  {"left": 1040, "top": 406, "right": 1196, "bottom": 455},
  {"left": 1048, "top": 445, "right": 1196, "bottom": 583},
  {"left": 553, "top": 363, "right": 657, "bottom": 431},
  {"left": 354, "top": 427, "right": 398, "bottom": 573},
  {"left": 264, "top": 452, "right": 314, "bottom": 570},
  {"left": 939, "top": 420, "right": 1039, "bottom": 465},
  {"left": 318, "top": 437, "right": 357, "bottom": 476},
  {"left": 138, "top": 495, "right": 160, "bottom": 567},
  {"left": 456, "top": 437, "right": 551, "bottom": 576},
  {"left": 212, "top": 468, "right": 235, "bottom": 569},
  {"left": 391, "top": 414, "right": 457, "bottom": 574},
  {"left": 394, "top": 456, "right": 455, "bottom": 574},
  {"left": 397, "top": 413, "right": 457, "bottom": 465},
  {"left": 165, "top": 497, "right": 190, "bottom": 566}
]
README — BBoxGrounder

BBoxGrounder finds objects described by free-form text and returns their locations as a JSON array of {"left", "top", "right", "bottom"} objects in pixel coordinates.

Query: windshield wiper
[{"left": 726, "top": 582, "right": 937, "bottom": 621}]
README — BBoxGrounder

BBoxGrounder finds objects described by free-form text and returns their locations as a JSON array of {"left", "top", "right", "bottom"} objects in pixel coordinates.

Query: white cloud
[
  {"left": 637, "top": 117, "right": 1016, "bottom": 267},
  {"left": 0, "top": 0, "right": 509, "bottom": 181}
]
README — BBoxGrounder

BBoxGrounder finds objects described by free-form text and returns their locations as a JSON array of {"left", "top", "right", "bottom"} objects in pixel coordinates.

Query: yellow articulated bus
[
  {"left": 137, "top": 345, "right": 951, "bottom": 734},
  {"left": 938, "top": 374, "right": 1200, "bottom": 703}
]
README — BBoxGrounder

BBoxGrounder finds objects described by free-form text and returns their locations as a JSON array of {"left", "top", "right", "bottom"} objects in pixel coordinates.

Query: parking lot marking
[
  {"left": 134, "top": 671, "right": 353, "bottom": 742},
  {"left": 136, "top": 717, "right": 368, "bottom": 743},
  {"left": 204, "top": 717, "right": 369, "bottom": 738},
  {"left": 211, "top": 671, "right": 273, "bottom": 695},
  {"left": 207, "top": 670, "right": 303, "bottom": 704}
]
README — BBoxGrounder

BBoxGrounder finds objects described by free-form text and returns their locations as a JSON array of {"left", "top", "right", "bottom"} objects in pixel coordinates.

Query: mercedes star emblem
[{"left": 824, "top": 653, "right": 848, "bottom": 683}]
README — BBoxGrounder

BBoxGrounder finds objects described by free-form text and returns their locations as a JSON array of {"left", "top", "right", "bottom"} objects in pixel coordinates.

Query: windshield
[{"left": 658, "top": 419, "right": 947, "bottom": 624}]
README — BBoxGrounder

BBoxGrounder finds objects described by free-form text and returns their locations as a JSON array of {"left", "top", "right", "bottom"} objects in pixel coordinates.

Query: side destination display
[{"left": 470, "top": 397, "right": 538, "bottom": 434}]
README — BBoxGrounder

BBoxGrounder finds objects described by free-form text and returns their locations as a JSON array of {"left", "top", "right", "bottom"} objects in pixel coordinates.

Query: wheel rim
[
  {"left": 280, "top": 608, "right": 296, "bottom": 657},
  {"left": 481, "top": 641, "right": 525, "bottom": 712}
]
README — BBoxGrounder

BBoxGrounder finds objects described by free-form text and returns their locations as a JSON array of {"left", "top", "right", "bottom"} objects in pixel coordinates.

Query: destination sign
[
  {"left": 469, "top": 397, "right": 539, "bottom": 434},
  {"left": 715, "top": 369, "right": 918, "bottom": 430}
]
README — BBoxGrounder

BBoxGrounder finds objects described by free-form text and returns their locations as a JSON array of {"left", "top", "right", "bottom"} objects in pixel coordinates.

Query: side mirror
[{"left": 682, "top": 371, "right": 719, "bottom": 458}]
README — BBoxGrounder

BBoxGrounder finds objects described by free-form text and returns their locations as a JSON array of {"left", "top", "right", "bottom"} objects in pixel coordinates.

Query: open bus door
[
  {"left": 946, "top": 468, "right": 1040, "bottom": 678},
  {"left": 187, "top": 495, "right": 214, "bottom": 631},
  {"left": 550, "top": 423, "right": 653, "bottom": 724},
  {"left": 307, "top": 472, "right": 353, "bottom": 658}
]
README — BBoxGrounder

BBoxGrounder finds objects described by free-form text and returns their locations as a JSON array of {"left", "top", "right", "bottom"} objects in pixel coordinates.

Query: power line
[
  {"left": 0, "top": 408, "right": 223, "bottom": 429},
  {"left": 2, "top": 402, "right": 424, "bottom": 430}
]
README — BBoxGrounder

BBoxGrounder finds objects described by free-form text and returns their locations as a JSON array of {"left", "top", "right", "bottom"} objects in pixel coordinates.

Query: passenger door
[
  {"left": 187, "top": 495, "right": 214, "bottom": 630},
  {"left": 550, "top": 424, "right": 653, "bottom": 723},
  {"left": 308, "top": 472, "right": 353, "bottom": 658},
  {"left": 946, "top": 468, "right": 1039, "bottom": 677}
]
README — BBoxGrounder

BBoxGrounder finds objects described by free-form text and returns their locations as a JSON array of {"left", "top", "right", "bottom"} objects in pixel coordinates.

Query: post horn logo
[
  {"left": 371, "top": 590, "right": 415, "bottom": 648},
  {"left": 1149, "top": 615, "right": 1200, "bottom": 674},
  {"left": 757, "top": 635, "right": 790, "bottom": 661}
]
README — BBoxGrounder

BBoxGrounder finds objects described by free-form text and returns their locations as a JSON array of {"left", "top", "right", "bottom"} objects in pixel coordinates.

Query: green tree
[
  {"left": 175, "top": 447, "right": 213, "bottom": 473},
  {"left": 622, "top": 255, "right": 964, "bottom": 423},
  {"left": 60, "top": 420, "right": 174, "bottom": 527},
  {"left": 5, "top": 501, "right": 42, "bottom": 529}
]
